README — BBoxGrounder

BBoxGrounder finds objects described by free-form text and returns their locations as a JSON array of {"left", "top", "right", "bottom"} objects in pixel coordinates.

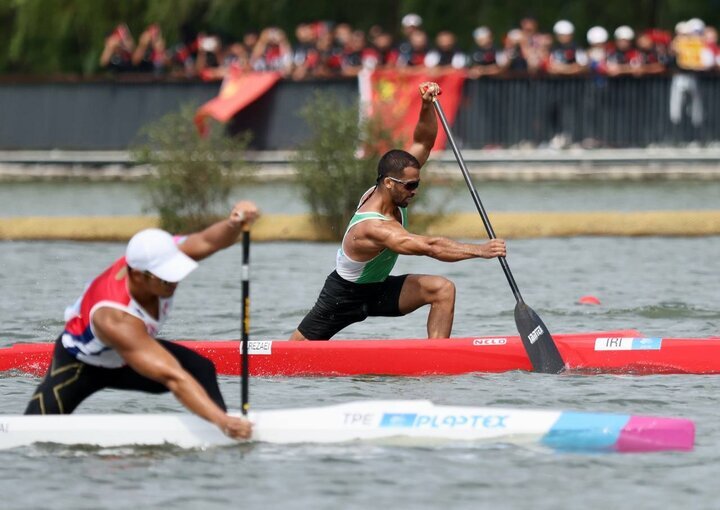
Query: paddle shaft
[
  {"left": 432, "top": 99, "right": 524, "bottom": 304},
  {"left": 241, "top": 228, "right": 250, "bottom": 416},
  {"left": 433, "top": 98, "right": 565, "bottom": 374}
]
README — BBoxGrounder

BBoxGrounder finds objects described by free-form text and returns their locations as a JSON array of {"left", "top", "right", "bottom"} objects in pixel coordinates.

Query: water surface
[
  {"left": 1, "top": 179, "right": 719, "bottom": 217},
  {"left": 0, "top": 234, "right": 718, "bottom": 509}
]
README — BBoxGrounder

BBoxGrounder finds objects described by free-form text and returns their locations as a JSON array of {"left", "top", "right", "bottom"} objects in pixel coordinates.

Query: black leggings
[{"left": 25, "top": 336, "right": 226, "bottom": 415}]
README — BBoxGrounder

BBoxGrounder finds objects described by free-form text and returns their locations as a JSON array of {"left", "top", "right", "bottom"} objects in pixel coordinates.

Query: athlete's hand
[
  {"left": 219, "top": 414, "right": 253, "bottom": 439},
  {"left": 419, "top": 81, "right": 441, "bottom": 102},
  {"left": 229, "top": 200, "right": 260, "bottom": 228},
  {"left": 480, "top": 239, "right": 506, "bottom": 259}
]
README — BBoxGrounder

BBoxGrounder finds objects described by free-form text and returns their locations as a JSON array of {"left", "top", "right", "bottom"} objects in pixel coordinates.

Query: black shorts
[
  {"left": 25, "top": 336, "right": 226, "bottom": 415},
  {"left": 297, "top": 270, "right": 408, "bottom": 340}
]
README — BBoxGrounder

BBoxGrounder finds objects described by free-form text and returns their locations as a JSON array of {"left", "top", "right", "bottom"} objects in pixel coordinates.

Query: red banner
[
  {"left": 195, "top": 71, "right": 282, "bottom": 135},
  {"left": 360, "top": 69, "right": 466, "bottom": 150}
]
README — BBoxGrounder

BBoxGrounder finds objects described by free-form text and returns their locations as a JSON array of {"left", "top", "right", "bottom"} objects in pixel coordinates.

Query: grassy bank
[{"left": 1, "top": 211, "right": 719, "bottom": 242}]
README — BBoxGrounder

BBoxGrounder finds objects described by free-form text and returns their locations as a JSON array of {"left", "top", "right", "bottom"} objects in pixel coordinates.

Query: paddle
[
  {"left": 240, "top": 227, "right": 250, "bottom": 415},
  {"left": 431, "top": 98, "right": 565, "bottom": 374}
]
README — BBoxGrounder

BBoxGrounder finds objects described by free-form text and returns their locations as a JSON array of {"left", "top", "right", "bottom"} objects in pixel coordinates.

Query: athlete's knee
[
  {"left": 441, "top": 278, "right": 456, "bottom": 300},
  {"left": 191, "top": 354, "right": 218, "bottom": 381},
  {"left": 289, "top": 329, "right": 307, "bottom": 341},
  {"left": 427, "top": 277, "right": 455, "bottom": 303}
]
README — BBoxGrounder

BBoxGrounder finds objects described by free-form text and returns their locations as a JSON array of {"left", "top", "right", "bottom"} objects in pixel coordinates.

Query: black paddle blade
[{"left": 514, "top": 301, "right": 565, "bottom": 374}]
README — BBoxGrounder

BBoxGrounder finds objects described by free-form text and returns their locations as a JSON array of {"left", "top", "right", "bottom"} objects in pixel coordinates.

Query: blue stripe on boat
[
  {"left": 380, "top": 413, "right": 417, "bottom": 428},
  {"left": 631, "top": 338, "right": 662, "bottom": 350},
  {"left": 541, "top": 412, "right": 630, "bottom": 451}
]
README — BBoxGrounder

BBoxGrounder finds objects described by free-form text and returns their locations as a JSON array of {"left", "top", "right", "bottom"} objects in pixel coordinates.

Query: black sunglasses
[{"left": 387, "top": 176, "right": 421, "bottom": 191}]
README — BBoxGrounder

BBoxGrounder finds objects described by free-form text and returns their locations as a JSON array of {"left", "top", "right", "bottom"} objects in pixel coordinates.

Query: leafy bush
[
  {"left": 131, "top": 104, "right": 253, "bottom": 233},
  {"left": 291, "top": 92, "right": 404, "bottom": 240}
]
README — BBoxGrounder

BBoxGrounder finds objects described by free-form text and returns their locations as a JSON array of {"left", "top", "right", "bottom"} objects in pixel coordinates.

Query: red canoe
[{"left": 2, "top": 329, "right": 720, "bottom": 376}]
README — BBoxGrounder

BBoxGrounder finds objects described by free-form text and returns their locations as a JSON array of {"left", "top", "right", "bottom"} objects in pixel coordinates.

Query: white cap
[
  {"left": 587, "top": 26, "right": 608, "bottom": 44},
  {"left": 553, "top": 20, "right": 574, "bottom": 35},
  {"left": 686, "top": 18, "right": 705, "bottom": 34},
  {"left": 401, "top": 13, "right": 422, "bottom": 28},
  {"left": 473, "top": 26, "right": 490, "bottom": 40},
  {"left": 126, "top": 228, "right": 198, "bottom": 283},
  {"left": 614, "top": 25, "right": 634, "bottom": 40}
]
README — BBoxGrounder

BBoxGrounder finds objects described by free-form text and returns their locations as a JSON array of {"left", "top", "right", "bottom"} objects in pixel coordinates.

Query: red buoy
[{"left": 578, "top": 295, "right": 601, "bottom": 305}]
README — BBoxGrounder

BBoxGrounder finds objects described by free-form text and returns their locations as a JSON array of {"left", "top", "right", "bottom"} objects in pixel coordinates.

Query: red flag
[
  {"left": 195, "top": 71, "right": 282, "bottom": 135},
  {"left": 360, "top": 69, "right": 466, "bottom": 150}
]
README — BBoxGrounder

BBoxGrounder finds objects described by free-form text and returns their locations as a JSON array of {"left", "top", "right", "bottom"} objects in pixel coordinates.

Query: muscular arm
[
  {"left": 131, "top": 31, "right": 151, "bottom": 66},
  {"left": 93, "top": 308, "right": 227, "bottom": 423},
  {"left": 180, "top": 201, "right": 259, "bottom": 261},
  {"left": 406, "top": 84, "right": 439, "bottom": 167},
  {"left": 92, "top": 308, "right": 249, "bottom": 438},
  {"left": 548, "top": 61, "right": 588, "bottom": 76},
  {"left": 365, "top": 220, "right": 506, "bottom": 262}
]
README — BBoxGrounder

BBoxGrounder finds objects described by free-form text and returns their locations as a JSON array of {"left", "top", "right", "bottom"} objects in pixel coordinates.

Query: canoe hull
[
  {"left": 0, "top": 400, "right": 695, "bottom": 453},
  {"left": 2, "top": 330, "right": 720, "bottom": 376}
]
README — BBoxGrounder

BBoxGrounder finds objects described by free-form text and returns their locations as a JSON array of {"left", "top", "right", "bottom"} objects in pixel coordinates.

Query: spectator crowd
[{"left": 101, "top": 15, "right": 720, "bottom": 81}]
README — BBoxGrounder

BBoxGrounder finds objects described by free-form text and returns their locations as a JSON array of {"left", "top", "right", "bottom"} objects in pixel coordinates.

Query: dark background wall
[{"left": 0, "top": 77, "right": 717, "bottom": 150}]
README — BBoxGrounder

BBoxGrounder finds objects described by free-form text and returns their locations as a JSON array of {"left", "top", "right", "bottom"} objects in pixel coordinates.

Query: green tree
[
  {"left": 131, "top": 103, "right": 253, "bottom": 233},
  {"left": 291, "top": 92, "right": 403, "bottom": 240}
]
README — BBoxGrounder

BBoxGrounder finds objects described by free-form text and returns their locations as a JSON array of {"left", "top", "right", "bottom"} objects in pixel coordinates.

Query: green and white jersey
[{"left": 335, "top": 205, "right": 407, "bottom": 284}]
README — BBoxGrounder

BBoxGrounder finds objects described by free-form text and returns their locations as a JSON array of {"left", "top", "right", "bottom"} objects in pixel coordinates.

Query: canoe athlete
[
  {"left": 290, "top": 82, "right": 507, "bottom": 341},
  {"left": 25, "top": 201, "right": 259, "bottom": 440}
]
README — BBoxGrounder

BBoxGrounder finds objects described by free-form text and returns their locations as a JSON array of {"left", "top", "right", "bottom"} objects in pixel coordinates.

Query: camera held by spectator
[
  {"left": 251, "top": 27, "right": 292, "bottom": 74},
  {"left": 132, "top": 24, "right": 168, "bottom": 74},
  {"left": 100, "top": 23, "right": 136, "bottom": 72},
  {"left": 199, "top": 35, "right": 221, "bottom": 53}
]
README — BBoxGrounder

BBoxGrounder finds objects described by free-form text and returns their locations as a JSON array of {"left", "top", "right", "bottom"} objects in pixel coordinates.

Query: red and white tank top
[{"left": 61, "top": 256, "right": 174, "bottom": 368}]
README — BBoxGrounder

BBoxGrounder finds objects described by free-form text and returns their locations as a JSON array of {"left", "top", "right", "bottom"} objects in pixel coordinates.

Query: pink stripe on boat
[{"left": 616, "top": 416, "right": 695, "bottom": 452}]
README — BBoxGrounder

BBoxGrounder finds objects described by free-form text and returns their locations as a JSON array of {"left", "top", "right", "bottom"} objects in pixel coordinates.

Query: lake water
[{"left": 0, "top": 181, "right": 718, "bottom": 509}]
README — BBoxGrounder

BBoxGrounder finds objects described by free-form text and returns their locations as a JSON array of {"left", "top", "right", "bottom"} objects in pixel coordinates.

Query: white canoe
[{"left": 0, "top": 400, "right": 694, "bottom": 453}]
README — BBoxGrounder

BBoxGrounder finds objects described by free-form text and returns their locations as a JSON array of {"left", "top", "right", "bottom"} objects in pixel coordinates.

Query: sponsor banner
[
  {"left": 238, "top": 340, "right": 273, "bottom": 355},
  {"left": 472, "top": 338, "right": 508, "bottom": 346},
  {"left": 195, "top": 70, "right": 282, "bottom": 135},
  {"left": 594, "top": 337, "right": 662, "bottom": 351},
  {"left": 379, "top": 412, "right": 508, "bottom": 429}
]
